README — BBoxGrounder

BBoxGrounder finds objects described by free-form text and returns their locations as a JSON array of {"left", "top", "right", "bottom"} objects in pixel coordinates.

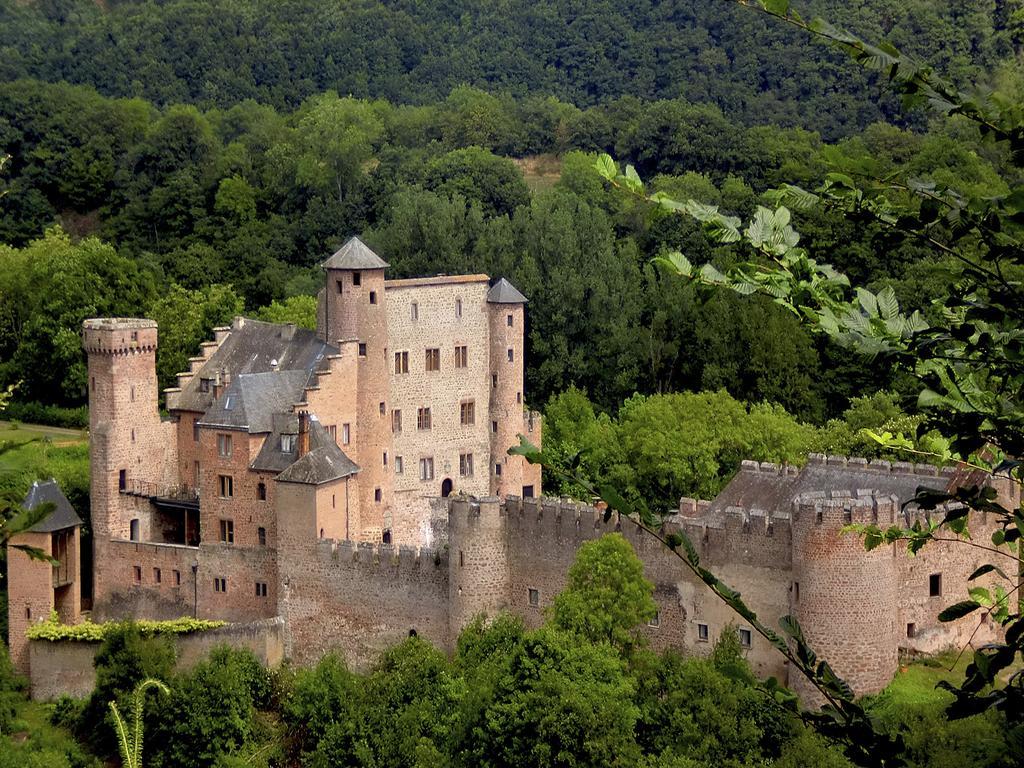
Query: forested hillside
[{"left": 1, "top": 1, "right": 1019, "bottom": 137}]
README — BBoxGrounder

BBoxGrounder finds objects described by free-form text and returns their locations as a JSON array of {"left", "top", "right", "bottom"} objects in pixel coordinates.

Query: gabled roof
[
  {"left": 198, "top": 370, "right": 310, "bottom": 433},
  {"left": 275, "top": 418, "right": 360, "bottom": 485},
  {"left": 22, "top": 479, "right": 83, "bottom": 533},
  {"left": 321, "top": 236, "right": 389, "bottom": 270},
  {"left": 173, "top": 318, "right": 335, "bottom": 414},
  {"left": 486, "top": 278, "right": 528, "bottom": 304}
]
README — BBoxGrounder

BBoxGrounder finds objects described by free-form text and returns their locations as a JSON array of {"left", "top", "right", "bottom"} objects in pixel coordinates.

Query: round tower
[
  {"left": 789, "top": 492, "right": 900, "bottom": 703},
  {"left": 82, "top": 318, "right": 161, "bottom": 540},
  {"left": 321, "top": 237, "right": 392, "bottom": 540},
  {"left": 486, "top": 279, "right": 527, "bottom": 497},
  {"left": 448, "top": 496, "right": 510, "bottom": 644}
]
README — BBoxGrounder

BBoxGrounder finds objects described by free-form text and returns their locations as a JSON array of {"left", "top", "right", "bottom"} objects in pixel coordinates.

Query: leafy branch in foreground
[
  {"left": 510, "top": 437, "right": 906, "bottom": 768},
  {"left": 110, "top": 677, "right": 169, "bottom": 768}
]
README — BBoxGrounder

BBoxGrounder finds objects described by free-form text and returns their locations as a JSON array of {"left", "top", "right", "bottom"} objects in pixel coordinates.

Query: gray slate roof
[
  {"left": 486, "top": 278, "right": 528, "bottom": 304},
  {"left": 174, "top": 319, "right": 335, "bottom": 414},
  {"left": 321, "top": 236, "right": 389, "bottom": 270},
  {"left": 22, "top": 479, "right": 83, "bottom": 532},
  {"left": 274, "top": 418, "right": 360, "bottom": 485},
  {"left": 199, "top": 370, "right": 311, "bottom": 433}
]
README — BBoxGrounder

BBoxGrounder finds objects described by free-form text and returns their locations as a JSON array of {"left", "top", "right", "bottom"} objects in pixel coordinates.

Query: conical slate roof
[
  {"left": 321, "top": 236, "right": 389, "bottom": 270},
  {"left": 486, "top": 278, "right": 528, "bottom": 304},
  {"left": 22, "top": 479, "right": 83, "bottom": 533}
]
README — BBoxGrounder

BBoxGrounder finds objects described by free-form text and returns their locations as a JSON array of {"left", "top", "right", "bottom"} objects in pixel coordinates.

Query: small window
[
  {"left": 383, "top": 451, "right": 388, "bottom": 467},
  {"left": 119, "top": 469, "right": 127, "bottom": 491},
  {"left": 460, "top": 453, "right": 474, "bottom": 477},
  {"left": 375, "top": 487, "right": 382, "bottom": 502},
  {"left": 131, "top": 428, "right": 135, "bottom": 442},
  {"left": 492, "top": 420, "right": 498, "bottom": 433},
  {"left": 154, "top": 568, "right": 161, "bottom": 584},
  {"left": 214, "top": 577, "right": 227, "bottom": 593},
  {"left": 494, "top": 463, "right": 502, "bottom": 476},
  {"left": 129, "top": 518, "right": 140, "bottom": 541},
  {"left": 193, "top": 420, "right": 200, "bottom": 442},
  {"left": 257, "top": 481, "right": 267, "bottom": 501},
  {"left": 907, "top": 623, "right": 917, "bottom": 638},
  {"left": 256, "top": 582, "right": 268, "bottom": 598},
  {"left": 91, "top": 376, "right": 95, "bottom": 391},
  {"left": 383, "top": 529, "right": 392, "bottom": 544},
  {"left": 492, "top": 374, "right": 498, "bottom": 388},
  {"left": 336, "top": 279, "right": 344, "bottom": 294},
  {"left": 199, "top": 378, "right": 211, "bottom": 393},
  {"left": 522, "top": 485, "right": 534, "bottom": 498},
  {"left": 379, "top": 401, "right": 386, "bottom": 416},
  {"left": 174, "top": 570, "right": 181, "bottom": 586},
  {"left": 258, "top": 527, "right": 267, "bottom": 546},
  {"left": 516, "top": 391, "right": 522, "bottom": 404},
  {"left": 342, "top": 423, "right": 351, "bottom": 445},
  {"left": 411, "top": 302, "right": 418, "bottom": 321},
  {"left": 459, "top": 550, "right": 465, "bottom": 567},
  {"left": 506, "top": 314, "right": 513, "bottom": 327},
  {"left": 417, "top": 407, "right": 432, "bottom": 430},
  {"left": 455, "top": 298, "right": 462, "bottom": 318},
  {"left": 697, "top": 623, "right": 709, "bottom": 642},
  {"left": 392, "top": 409, "right": 402, "bottom": 433},
  {"left": 395, "top": 351, "right": 409, "bottom": 374},
  {"left": 648, "top": 611, "right": 660, "bottom": 628},
  {"left": 131, "top": 330, "right": 139, "bottom": 341},
  {"left": 280, "top": 434, "right": 295, "bottom": 452},
  {"left": 419, "top": 457, "right": 435, "bottom": 481},
  {"left": 929, "top": 573, "right": 942, "bottom": 597},
  {"left": 218, "top": 475, "right": 233, "bottom": 498},
  {"left": 528, "top": 588, "right": 540, "bottom": 607},
  {"left": 130, "top": 386, "right": 135, "bottom": 402},
  {"left": 455, "top": 345, "right": 468, "bottom": 368},
  {"left": 219, "top": 519, "right": 234, "bottom": 544},
  {"left": 794, "top": 582, "right": 800, "bottom": 602},
  {"left": 217, "top": 433, "right": 233, "bottom": 457},
  {"left": 738, "top": 628, "right": 752, "bottom": 648},
  {"left": 460, "top": 400, "right": 475, "bottom": 426},
  {"left": 395, "top": 456, "right": 404, "bottom": 474},
  {"left": 352, "top": 272, "right": 361, "bottom": 286},
  {"left": 425, "top": 348, "right": 440, "bottom": 371},
  {"left": 223, "top": 396, "right": 234, "bottom": 411},
  {"left": 507, "top": 348, "right": 514, "bottom": 362},
  {"left": 133, "top": 566, "right": 142, "bottom": 583},
  {"left": 369, "top": 290, "right": 377, "bottom": 304},
  {"left": 358, "top": 343, "right": 367, "bottom": 357}
]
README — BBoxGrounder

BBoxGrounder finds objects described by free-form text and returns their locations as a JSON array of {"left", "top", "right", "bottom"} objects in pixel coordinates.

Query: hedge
[
  {"left": 1, "top": 401, "right": 89, "bottom": 429},
  {"left": 26, "top": 612, "right": 225, "bottom": 641}
]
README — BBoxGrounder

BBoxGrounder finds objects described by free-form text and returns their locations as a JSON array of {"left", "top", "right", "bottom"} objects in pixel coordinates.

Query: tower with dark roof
[{"left": 487, "top": 278, "right": 529, "bottom": 497}]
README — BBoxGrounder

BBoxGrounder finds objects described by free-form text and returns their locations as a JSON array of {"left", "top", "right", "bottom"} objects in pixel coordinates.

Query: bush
[
  {"left": 0, "top": 642, "right": 27, "bottom": 734},
  {"left": 0, "top": 401, "right": 88, "bottom": 429},
  {"left": 281, "top": 654, "right": 359, "bottom": 759},
  {"left": 26, "top": 611, "right": 225, "bottom": 642}
]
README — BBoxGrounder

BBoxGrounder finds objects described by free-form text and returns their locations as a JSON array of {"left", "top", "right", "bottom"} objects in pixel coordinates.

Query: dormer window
[
  {"left": 280, "top": 434, "right": 296, "bottom": 452},
  {"left": 223, "top": 396, "right": 234, "bottom": 411},
  {"left": 199, "top": 378, "right": 211, "bottom": 393}
]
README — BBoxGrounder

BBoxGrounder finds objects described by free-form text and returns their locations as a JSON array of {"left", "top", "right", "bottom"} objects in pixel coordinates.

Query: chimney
[{"left": 297, "top": 411, "right": 310, "bottom": 457}]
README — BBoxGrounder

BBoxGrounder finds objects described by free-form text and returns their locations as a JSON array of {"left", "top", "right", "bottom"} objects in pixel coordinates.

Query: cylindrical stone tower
[
  {"left": 321, "top": 237, "right": 392, "bottom": 541},
  {"left": 486, "top": 279, "right": 527, "bottom": 497},
  {"left": 448, "top": 496, "right": 510, "bottom": 644},
  {"left": 790, "top": 492, "right": 900, "bottom": 704}
]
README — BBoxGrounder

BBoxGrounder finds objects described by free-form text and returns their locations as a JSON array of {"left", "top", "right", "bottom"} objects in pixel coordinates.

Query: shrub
[
  {"left": 0, "top": 401, "right": 88, "bottom": 429},
  {"left": 26, "top": 611, "right": 225, "bottom": 642}
]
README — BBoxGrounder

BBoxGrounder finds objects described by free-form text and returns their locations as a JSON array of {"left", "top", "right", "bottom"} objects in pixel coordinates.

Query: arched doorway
[{"left": 440, "top": 478, "right": 453, "bottom": 497}]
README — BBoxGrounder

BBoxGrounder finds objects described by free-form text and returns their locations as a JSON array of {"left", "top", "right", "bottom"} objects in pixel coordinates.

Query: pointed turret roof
[
  {"left": 22, "top": 479, "right": 83, "bottom": 533},
  {"left": 321, "top": 236, "right": 389, "bottom": 270},
  {"left": 486, "top": 278, "right": 528, "bottom": 304}
]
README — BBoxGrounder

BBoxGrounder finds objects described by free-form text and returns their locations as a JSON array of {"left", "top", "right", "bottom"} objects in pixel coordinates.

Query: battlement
[
  {"left": 314, "top": 537, "right": 447, "bottom": 574},
  {"left": 501, "top": 495, "right": 612, "bottom": 538},
  {"left": 737, "top": 459, "right": 800, "bottom": 476},
  {"left": 82, "top": 318, "right": 158, "bottom": 355},
  {"left": 805, "top": 453, "right": 955, "bottom": 478},
  {"left": 792, "top": 490, "right": 901, "bottom": 526}
]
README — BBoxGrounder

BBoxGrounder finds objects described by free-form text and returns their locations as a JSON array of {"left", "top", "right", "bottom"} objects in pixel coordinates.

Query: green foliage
[
  {"left": 551, "top": 533, "right": 657, "bottom": 656},
  {"left": 281, "top": 654, "right": 359, "bottom": 760},
  {"left": 110, "top": 678, "right": 169, "bottom": 768},
  {"left": 26, "top": 612, "right": 225, "bottom": 642},
  {"left": 254, "top": 295, "right": 317, "bottom": 330},
  {"left": 0, "top": 641, "right": 26, "bottom": 735}
]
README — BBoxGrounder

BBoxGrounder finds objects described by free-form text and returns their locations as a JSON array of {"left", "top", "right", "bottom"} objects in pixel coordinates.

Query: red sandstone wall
[{"left": 6, "top": 531, "right": 54, "bottom": 674}]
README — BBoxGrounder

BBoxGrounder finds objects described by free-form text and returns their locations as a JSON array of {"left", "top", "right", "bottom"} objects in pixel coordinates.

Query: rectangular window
[
  {"left": 507, "top": 348, "right": 514, "bottom": 362},
  {"left": 395, "top": 456, "right": 404, "bottom": 474},
  {"left": 218, "top": 475, "right": 233, "bottom": 498},
  {"left": 494, "top": 463, "right": 502, "bottom": 476},
  {"left": 154, "top": 568, "right": 161, "bottom": 584},
  {"left": 217, "top": 433, "right": 232, "bottom": 457},
  {"left": 214, "top": 577, "right": 227, "bottom": 593},
  {"left": 929, "top": 573, "right": 942, "bottom": 597},
  {"left": 199, "top": 378, "right": 211, "bottom": 393},
  {"left": 516, "top": 391, "right": 522, "bottom": 403},
  {"left": 392, "top": 409, "right": 402, "bottom": 433},
  {"left": 460, "top": 400, "right": 475, "bottom": 426},
  {"left": 256, "top": 582, "right": 268, "bottom": 598},
  {"left": 219, "top": 519, "right": 234, "bottom": 544},
  {"left": 455, "top": 298, "right": 462, "bottom": 318},
  {"left": 193, "top": 420, "right": 200, "bottom": 442},
  {"left": 492, "top": 374, "right": 498, "bottom": 388},
  {"left": 507, "top": 314, "right": 513, "bottom": 326},
  {"left": 119, "top": 469, "right": 127, "bottom": 491},
  {"left": 358, "top": 343, "right": 367, "bottom": 357},
  {"left": 130, "top": 518, "right": 140, "bottom": 541},
  {"left": 794, "top": 582, "right": 800, "bottom": 602},
  {"left": 258, "top": 527, "right": 267, "bottom": 546},
  {"left": 455, "top": 345, "right": 468, "bottom": 368},
  {"left": 375, "top": 487, "right": 382, "bottom": 502},
  {"left": 258, "top": 481, "right": 267, "bottom": 500},
  {"left": 395, "top": 351, "right": 409, "bottom": 374},
  {"left": 417, "top": 407, "right": 432, "bottom": 430},
  {"left": 280, "top": 434, "right": 295, "bottom": 452},
  {"left": 523, "top": 485, "right": 535, "bottom": 498},
  {"left": 907, "top": 623, "right": 917, "bottom": 639},
  {"left": 383, "top": 452, "right": 388, "bottom": 467},
  {"left": 411, "top": 302, "right": 418, "bottom": 320},
  {"left": 336, "top": 279, "right": 344, "bottom": 294},
  {"left": 459, "top": 453, "right": 474, "bottom": 477},
  {"left": 697, "top": 623, "right": 709, "bottom": 642},
  {"left": 425, "top": 348, "right": 440, "bottom": 371},
  {"left": 369, "top": 290, "right": 377, "bottom": 304},
  {"left": 173, "top": 570, "right": 181, "bottom": 586},
  {"left": 492, "top": 420, "right": 498, "bottom": 433},
  {"left": 133, "top": 566, "right": 142, "bottom": 584},
  {"left": 342, "top": 423, "right": 351, "bottom": 445},
  {"left": 738, "top": 628, "right": 752, "bottom": 648},
  {"left": 352, "top": 272, "right": 361, "bottom": 286},
  {"left": 419, "top": 457, "right": 434, "bottom": 481},
  {"left": 648, "top": 611, "right": 660, "bottom": 628},
  {"left": 528, "top": 588, "right": 539, "bottom": 607}
]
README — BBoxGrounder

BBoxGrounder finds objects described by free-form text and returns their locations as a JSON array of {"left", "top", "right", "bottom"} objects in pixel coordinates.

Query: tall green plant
[{"left": 110, "top": 678, "right": 169, "bottom": 768}]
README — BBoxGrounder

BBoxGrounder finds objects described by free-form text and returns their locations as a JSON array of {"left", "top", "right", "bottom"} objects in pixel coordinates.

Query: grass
[
  {"left": 0, "top": 429, "right": 90, "bottom": 513},
  {"left": 514, "top": 154, "right": 563, "bottom": 193},
  {"left": 0, "top": 421, "right": 87, "bottom": 446},
  {"left": 2, "top": 698, "right": 101, "bottom": 767}
]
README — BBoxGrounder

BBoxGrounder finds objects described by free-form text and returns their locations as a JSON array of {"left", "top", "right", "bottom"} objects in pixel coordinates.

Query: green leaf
[
  {"left": 594, "top": 153, "right": 617, "bottom": 181},
  {"left": 622, "top": 164, "right": 643, "bottom": 193},
  {"left": 938, "top": 601, "right": 981, "bottom": 622},
  {"left": 969, "top": 563, "right": 1008, "bottom": 581}
]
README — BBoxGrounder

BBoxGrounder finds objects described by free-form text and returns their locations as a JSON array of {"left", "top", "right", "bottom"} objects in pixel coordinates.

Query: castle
[{"left": 6, "top": 239, "right": 1010, "bottom": 703}]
